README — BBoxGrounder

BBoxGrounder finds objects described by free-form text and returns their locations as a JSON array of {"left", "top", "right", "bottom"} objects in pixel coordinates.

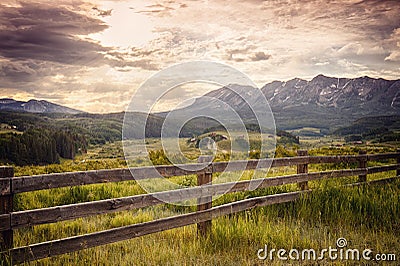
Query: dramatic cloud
[
  {"left": 0, "top": 0, "right": 399, "bottom": 112},
  {"left": 0, "top": 2, "right": 108, "bottom": 64}
]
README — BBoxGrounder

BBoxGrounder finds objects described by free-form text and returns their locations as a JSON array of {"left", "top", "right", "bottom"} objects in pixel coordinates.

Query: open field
[{"left": 10, "top": 179, "right": 399, "bottom": 265}]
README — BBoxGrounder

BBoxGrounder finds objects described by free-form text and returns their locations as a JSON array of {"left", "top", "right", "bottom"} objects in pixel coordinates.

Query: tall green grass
[
  {"left": 11, "top": 178, "right": 399, "bottom": 265},
  {"left": 6, "top": 142, "right": 400, "bottom": 265}
]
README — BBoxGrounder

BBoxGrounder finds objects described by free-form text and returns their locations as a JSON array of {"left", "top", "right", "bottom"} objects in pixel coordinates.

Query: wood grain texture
[
  {"left": 297, "top": 150, "right": 309, "bottom": 190},
  {"left": 358, "top": 150, "right": 367, "bottom": 183}
]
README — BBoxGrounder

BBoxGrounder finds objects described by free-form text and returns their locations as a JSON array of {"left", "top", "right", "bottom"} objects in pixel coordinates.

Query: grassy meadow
[{"left": 5, "top": 137, "right": 400, "bottom": 265}]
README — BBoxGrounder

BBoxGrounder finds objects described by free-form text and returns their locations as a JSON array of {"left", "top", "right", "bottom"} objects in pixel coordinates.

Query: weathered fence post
[
  {"left": 397, "top": 149, "right": 400, "bottom": 177},
  {"left": 297, "top": 150, "right": 309, "bottom": 190},
  {"left": 358, "top": 150, "right": 367, "bottom": 183},
  {"left": 197, "top": 156, "right": 213, "bottom": 236},
  {"left": 0, "top": 166, "right": 14, "bottom": 260}
]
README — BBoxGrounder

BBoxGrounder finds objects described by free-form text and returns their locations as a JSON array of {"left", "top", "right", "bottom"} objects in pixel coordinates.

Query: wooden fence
[{"left": 0, "top": 150, "right": 399, "bottom": 264}]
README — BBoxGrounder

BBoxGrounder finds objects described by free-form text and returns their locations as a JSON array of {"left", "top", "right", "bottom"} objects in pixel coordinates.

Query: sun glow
[{"left": 90, "top": 1, "right": 156, "bottom": 48}]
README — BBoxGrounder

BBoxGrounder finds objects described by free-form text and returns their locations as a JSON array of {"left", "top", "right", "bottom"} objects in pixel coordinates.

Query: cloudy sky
[{"left": 0, "top": 0, "right": 399, "bottom": 113}]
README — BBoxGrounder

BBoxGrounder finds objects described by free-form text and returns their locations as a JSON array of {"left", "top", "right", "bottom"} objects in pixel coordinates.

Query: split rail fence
[{"left": 1, "top": 150, "right": 399, "bottom": 264}]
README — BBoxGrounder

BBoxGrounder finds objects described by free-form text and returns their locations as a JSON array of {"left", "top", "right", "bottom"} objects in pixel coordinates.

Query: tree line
[{"left": 0, "top": 129, "right": 87, "bottom": 166}]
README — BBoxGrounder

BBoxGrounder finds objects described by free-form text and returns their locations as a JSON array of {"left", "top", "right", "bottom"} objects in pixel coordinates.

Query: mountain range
[
  {"left": 179, "top": 75, "right": 400, "bottom": 132},
  {"left": 1, "top": 75, "right": 399, "bottom": 135},
  {"left": 0, "top": 98, "right": 83, "bottom": 114}
]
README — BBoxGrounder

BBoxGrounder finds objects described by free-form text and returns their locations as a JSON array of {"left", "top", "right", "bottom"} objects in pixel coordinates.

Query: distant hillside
[
  {"left": 0, "top": 98, "right": 84, "bottom": 114},
  {"left": 334, "top": 115, "right": 400, "bottom": 136},
  {"left": 0, "top": 128, "right": 87, "bottom": 166},
  {"left": 0, "top": 111, "right": 128, "bottom": 145},
  {"left": 333, "top": 115, "right": 400, "bottom": 143},
  {"left": 0, "top": 111, "right": 217, "bottom": 145}
]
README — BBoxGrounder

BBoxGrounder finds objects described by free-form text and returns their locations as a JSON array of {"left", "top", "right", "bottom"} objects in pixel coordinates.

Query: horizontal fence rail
[
  {"left": 4, "top": 165, "right": 400, "bottom": 231},
  {"left": 2, "top": 152, "right": 398, "bottom": 196},
  {"left": 0, "top": 150, "right": 399, "bottom": 264},
  {"left": 10, "top": 191, "right": 306, "bottom": 264}
]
